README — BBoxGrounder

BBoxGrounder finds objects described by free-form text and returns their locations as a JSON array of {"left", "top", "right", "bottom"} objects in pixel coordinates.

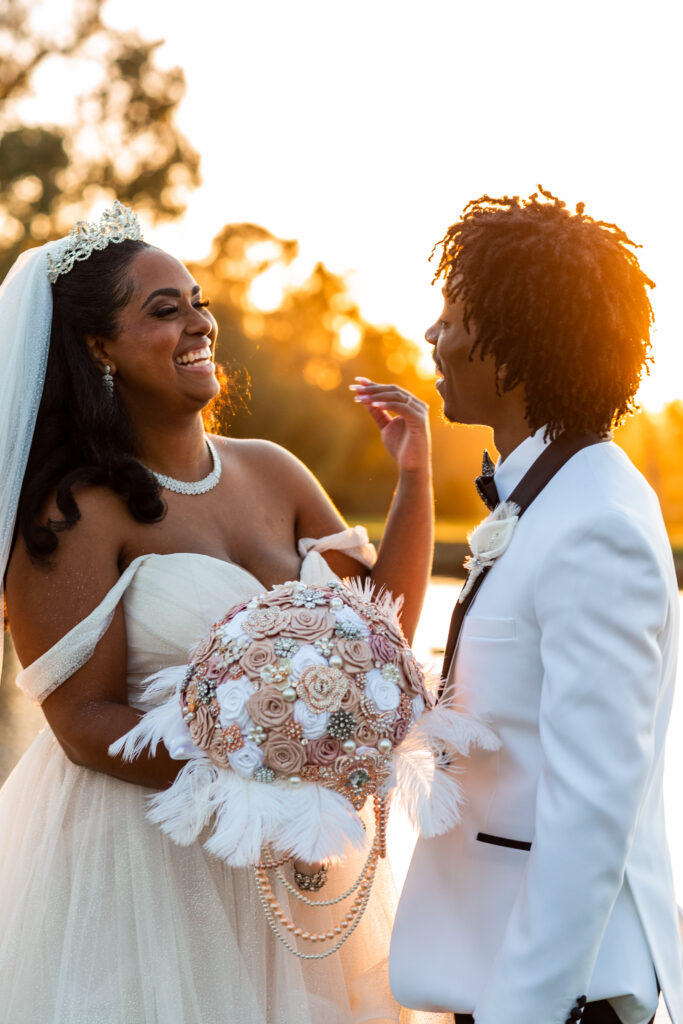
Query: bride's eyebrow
[{"left": 141, "top": 285, "right": 200, "bottom": 310}]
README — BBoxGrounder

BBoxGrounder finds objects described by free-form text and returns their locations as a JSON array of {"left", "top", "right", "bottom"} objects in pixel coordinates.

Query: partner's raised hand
[{"left": 350, "top": 376, "right": 431, "bottom": 475}]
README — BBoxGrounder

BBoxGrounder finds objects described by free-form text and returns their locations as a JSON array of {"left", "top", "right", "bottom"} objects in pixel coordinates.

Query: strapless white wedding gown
[{"left": 0, "top": 530, "right": 444, "bottom": 1024}]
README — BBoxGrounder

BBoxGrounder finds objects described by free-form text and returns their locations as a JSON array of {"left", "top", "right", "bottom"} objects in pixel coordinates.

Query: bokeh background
[
  {"left": 2, "top": 0, "right": 682, "bottom": 554},
  {"left": 1, "top": 4, "right": 682, "bottom": 1016}
]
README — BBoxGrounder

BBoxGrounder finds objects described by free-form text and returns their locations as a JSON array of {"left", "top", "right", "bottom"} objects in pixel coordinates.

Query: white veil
[
  {"left": 0, "top": 203, "right": 142, "bottom": 683},
  {"left": 0, "top": 242, "right": 57, "bottom": 682}
]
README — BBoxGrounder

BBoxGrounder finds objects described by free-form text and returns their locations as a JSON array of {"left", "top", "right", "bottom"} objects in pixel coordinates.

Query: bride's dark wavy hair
[{"left": 17, "top": 239, "right": 167, "bottom": 560}]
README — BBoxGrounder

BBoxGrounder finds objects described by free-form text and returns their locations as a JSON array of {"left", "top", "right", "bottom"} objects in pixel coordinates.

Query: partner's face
[
  {"left": 102, "top": 247, "right": 220, "bottom": 414},
  {"left": 425, "top": 293, "right": 500, "bottom": 426}
]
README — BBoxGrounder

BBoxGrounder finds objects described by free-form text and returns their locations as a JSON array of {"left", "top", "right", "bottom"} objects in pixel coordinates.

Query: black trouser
[{"left": 454, "top": 1001, "right": 656, "bottom": 1024}]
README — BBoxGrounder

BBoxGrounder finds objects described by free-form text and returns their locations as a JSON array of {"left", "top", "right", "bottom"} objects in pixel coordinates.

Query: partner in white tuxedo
[{"left": 389, "top": 189, "right": 683, "bottom": 1024}]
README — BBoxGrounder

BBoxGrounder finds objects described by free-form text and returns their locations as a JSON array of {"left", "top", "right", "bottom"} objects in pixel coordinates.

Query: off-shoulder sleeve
[
  {"left": 297, "top": 526, "right": 377, "bottom": 586},
  {"left": 16, "top": 554, "right": 155, "bottom": 705}
]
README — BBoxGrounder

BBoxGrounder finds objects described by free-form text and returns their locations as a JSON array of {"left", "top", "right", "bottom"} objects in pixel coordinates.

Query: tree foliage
[
  {"left": 0, "top": 0, "right": 200, "bottom": 276},
  {"left": 1, "top": 1, "right": 677, "bottom": 540}
]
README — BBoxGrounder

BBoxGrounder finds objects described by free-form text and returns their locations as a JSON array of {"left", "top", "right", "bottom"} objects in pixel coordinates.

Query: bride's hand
[{"left": 351, "top": 376, "right": 431, "bottom": 474}]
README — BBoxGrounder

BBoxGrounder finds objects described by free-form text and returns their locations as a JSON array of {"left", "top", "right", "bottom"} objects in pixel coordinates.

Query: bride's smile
[{"left": 174, "top": 343, "right": 215, "bottom": 371}]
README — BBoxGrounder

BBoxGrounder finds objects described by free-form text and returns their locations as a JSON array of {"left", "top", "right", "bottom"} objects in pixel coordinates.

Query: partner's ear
[{"left": 85, "top": 335, "right": 117, "bottom": 375}]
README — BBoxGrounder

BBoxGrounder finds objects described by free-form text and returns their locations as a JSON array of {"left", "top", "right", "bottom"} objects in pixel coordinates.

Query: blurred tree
[
  {"left": 193, "top": 220, "right": 682, "bottom": 539},
  {"left": 616, "top": 404, "right": 683, "bottom": 529},
  {"left": 0, "top": 0, "right": 200, "bottom": 276},
  {"left": 189, "top": 224, "right": 494, "bottom": 529}
]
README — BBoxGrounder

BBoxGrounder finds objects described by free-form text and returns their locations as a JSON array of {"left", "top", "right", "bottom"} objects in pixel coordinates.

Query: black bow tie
[{"left": 474, "top": 449, "right": 500, "bottom": 511}]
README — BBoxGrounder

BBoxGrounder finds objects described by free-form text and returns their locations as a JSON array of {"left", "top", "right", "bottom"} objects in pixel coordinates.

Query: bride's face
[{"left": 94, "top": 247, "right": 220, "bottom": 416}]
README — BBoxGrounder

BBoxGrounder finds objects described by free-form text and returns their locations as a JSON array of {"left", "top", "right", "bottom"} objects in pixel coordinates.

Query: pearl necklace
[{"left": 146, "top": 437, "right": 222, "bottom": 495}]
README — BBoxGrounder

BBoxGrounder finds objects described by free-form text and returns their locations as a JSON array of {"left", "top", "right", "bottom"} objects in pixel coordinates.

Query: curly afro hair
[{"left": 431, "top": 186, "right": 655, "bottom": 439}]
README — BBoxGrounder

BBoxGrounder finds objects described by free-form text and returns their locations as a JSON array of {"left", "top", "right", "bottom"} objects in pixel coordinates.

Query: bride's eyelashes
[{"left": 151, "top": 298, "right": 211, "bottom": 318}]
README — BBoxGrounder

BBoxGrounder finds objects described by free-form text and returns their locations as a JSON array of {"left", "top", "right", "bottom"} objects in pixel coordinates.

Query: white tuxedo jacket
[{"left": 390, "top": 432, "right": 683, "bottom": 1024}]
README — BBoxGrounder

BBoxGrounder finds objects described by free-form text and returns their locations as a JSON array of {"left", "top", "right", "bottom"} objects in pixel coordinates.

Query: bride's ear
[{"left": 86, "top": 335, "right": 117, "bottom": 375}]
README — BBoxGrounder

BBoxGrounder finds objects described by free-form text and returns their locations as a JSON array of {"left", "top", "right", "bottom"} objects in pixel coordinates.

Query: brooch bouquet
[{"left": 111, "top": 577, "right": 498, "bottom": 957}]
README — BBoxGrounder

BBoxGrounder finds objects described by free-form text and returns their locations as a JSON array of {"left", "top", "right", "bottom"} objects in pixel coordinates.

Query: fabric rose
[
  {"left": 293, "top": 699, "right": 329, "bottom": 740},
  {"left": 190, "top": 632, "right": 220, "bottom": 663},
  {"left": 392, "top": 717, "right": 410, "bottom": 745},
  {"left": 261, "top": 734, "right": 307, "bottom": 775},
  {"left": 266, "top": 583, "right": 300, "bottom": 607},
  {"left": 369, "top": 632, "right": 398, "bottom": 665},
  {"left": 246, "top": 685, "right": 291, "bottom": 729},
  {"left": 216, "top": 676, "right": 255, "bottom": 730},
  {"left": 286, "top": 607, "right": 335, "bottom": 643},
  {"left": 335, "top": 638, "right": 373, "bottom": 675},
  {"left": 203, "top": 652, "right": 229, "bottom": 680},
  {"left": 363, "top": 607, "right": 403, "bottom": 647},
  {"left": 339, "top": 685, "right": 362, "bottom": 716},
  {"left": 207, "top": 730, "right": 231, "bottom": 769},
  {"left": 289, "top": 644, "right": 326, "bottom": 683},
  {"left": 460, "top": 500, "right": 520, "bottom": 602},
  {"left": 240, "top": 640, "right": 276, "bottom": 681},
  {"left": 297, "top": 664, "right": 349, "bottom": 713},
  {"left": 243, "top": 607, "right": 291, "bottom": 640},
  {"left": 188, "top": 705, "right": 217, "bottom": 750},
  {"left": 306, "top": 737, "right": 342, "bottom": 765},
  {"left": 228, "top": 739, "right": 265, "bottom": 778},
  {"left": 400, "top": 649, "right": 428, "bottom": 697},
  {"left": 185, "top": 679, "right": 200, "bottom": 705},
  {"left": 216, "top": 609, "right": 250, "bottom": 642},
  {"left": 364, "top": 668, "right": 401, "bottom": 713},
  {"left": 381, "top": 617, "right": 405, "bottom": 648},
  {"left": 354, "top": 719, "right": 379, "bottom": 748},
  {"left": 207, "top": 723, "right": 244, "bottom": 769}
]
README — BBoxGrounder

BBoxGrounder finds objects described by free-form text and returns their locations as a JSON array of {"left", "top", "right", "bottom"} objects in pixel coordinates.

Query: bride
[{"left": 0, "top": 204, "right": 438, "bottom": 1023}]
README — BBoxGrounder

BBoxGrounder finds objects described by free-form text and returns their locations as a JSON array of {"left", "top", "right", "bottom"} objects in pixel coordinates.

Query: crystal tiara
[{"left": 46, "top": 201, "right": 144, "bottom": 284}]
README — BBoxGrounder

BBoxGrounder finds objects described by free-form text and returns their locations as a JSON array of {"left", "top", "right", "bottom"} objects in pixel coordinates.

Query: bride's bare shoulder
[
  {"left": 213, "top": 436, "right": 313, "bottom": 484},
  {"left": 6, "top": 485, "right": 128, "bottom": 649}
]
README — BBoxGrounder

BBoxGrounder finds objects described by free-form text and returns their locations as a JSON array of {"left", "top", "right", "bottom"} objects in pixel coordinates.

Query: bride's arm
[
  {"left": 6, "top": 489, "right": 182, "bottom": 788},
  {"left": 276, "top": 381, "right": 433, "bottom": 643}
]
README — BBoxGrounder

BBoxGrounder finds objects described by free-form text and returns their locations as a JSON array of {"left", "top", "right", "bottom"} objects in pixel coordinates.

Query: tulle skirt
[{"left": 0, "top": 728, "right": 443, "bottom": 1024}]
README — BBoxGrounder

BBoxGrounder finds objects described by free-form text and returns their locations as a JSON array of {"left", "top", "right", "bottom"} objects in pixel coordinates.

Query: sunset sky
[{"left": 25, "top": 0, "right": 682, "bottom": 408}]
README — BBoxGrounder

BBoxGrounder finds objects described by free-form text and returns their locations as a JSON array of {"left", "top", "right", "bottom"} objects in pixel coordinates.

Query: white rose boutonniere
[{"left": 459, "top": 500, "right": 520, "bottom": 603}]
